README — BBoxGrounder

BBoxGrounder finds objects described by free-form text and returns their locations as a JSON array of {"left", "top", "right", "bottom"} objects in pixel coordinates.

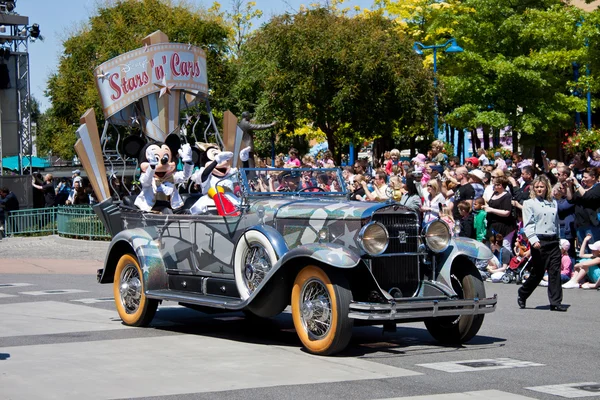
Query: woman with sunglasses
[{"left": 421, "top": 179, "right": 444, "bottom": 224}]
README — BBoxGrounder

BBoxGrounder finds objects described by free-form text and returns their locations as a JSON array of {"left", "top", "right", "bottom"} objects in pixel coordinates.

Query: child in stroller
[{"left": 501, "top": 233, "right": 531, "bottom": 284}]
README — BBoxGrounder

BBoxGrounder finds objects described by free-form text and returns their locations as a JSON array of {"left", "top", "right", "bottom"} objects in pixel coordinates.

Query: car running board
[{"left": 146, "top": 290, "right": 245, "bottom": 310}]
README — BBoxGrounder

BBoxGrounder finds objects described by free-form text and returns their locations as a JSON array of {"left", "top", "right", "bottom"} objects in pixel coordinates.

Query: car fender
[
  {"left": 275, "top": 242, "right": 361, "bottom": 269},
  {"left": 436, "top": 237, "right": 493, "bottom": 293},
  {"left": 242, "top": 225, "right": 289, "bottom": 259},
  {"left": 99, "top": 228, "right": 168, "bottom": 291}
]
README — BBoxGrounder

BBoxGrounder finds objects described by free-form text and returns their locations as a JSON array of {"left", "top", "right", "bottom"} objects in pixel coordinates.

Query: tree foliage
[
  {"left": 38, "top": 0, "right": 231, "bottom": 158},
  {"left": 234, "top": 7, "right": 434, "bottom": 160},
  {"left": 380, "top": 0, "right": 589, "bottom": 152}
]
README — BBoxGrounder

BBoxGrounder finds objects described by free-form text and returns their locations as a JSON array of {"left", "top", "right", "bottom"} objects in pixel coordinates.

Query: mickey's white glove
[
  {"left": 240, "top": 146, "right": 252, "bottom": 162},
  {"left": 147, "top": 149, "right": 159, "bottom": 168},
  {"left": 178, "top": 143, "right": 193, "bottom": 163},
  {"left": 215, "top": 151, "right": 233, "bottom": 164}
]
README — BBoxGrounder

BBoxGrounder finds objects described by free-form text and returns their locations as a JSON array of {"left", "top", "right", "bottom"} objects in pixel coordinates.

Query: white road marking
[
  {"left": 0, "top": 292, "right": 16, "bottom": 298},
  {"left": 0, "top": 283, "right": 34, "bottom": 288},
  {"left": 376, "top": 390, "right": 537, "bottom": 399},
  {"left": 70, "top": 297, "right": 115, "bottom": 304},
  {"left": 417, "top": 358, "right": 544, "bottom": 373},
  {"left": 20, "top": 289, "right": 89, "bottom": 296},
  {"left": 526, "top": 382, "right": 600, "bottom": 398}
]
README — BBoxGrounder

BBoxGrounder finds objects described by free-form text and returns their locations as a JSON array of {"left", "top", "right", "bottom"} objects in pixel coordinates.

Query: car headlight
[
  {"left": 358, "top": 222, "right": 389, "bottom": 256},
  {"left": 423, "top": 220, "right": 451, "bottom": 253}
]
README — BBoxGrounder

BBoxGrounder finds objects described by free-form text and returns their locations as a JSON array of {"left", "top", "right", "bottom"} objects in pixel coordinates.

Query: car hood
[{"left": 250, "top": 197, "right": 385, "bottom": 221}]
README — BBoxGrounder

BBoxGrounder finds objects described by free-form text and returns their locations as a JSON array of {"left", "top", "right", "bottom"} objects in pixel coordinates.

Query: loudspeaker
[{"left": 0, "top": 64, "right": 9, "bottom": 89}]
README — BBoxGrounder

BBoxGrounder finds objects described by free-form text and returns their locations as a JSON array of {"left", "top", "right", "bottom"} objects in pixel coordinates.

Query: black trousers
[{"left": 518, "top": 239, "right": 563, "bottom": 306}]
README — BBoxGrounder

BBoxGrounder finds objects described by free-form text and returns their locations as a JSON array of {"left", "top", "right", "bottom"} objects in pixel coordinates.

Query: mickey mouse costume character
[
  {"left": 122, "top": 134, "right": 194, "bottom": 213},
  {"left": 189, "top": 144, "right": 251, "bottom": 214}
]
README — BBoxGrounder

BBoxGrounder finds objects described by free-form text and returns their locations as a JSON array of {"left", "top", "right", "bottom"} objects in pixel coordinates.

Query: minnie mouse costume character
[
  {"left": 189, "top": 144, "right": 251, "bottom": 214},
  {"left": 123, "top": 134, "right": 194, "bottom": 213}
]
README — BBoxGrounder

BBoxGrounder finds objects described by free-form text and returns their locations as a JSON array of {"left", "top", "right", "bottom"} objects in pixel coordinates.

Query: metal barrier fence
[
  {"left": 6, "top": 206, "right": 110, "bottom": 240},
  {"left": 56, "top": 206, "right": 110, "bottom": 239},
  {"left": 5, "top": 207, "right": 56, "bottom": 236}
]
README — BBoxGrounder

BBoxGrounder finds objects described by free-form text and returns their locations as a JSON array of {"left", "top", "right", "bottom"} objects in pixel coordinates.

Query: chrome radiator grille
[
  {"left": 369, "top": 210, "right": 420, "bottom": 298},
  {"left": 371, "top": 211, "right": 419, "bottom": 255},
  {"left": 370, "top": 256, "right": 420, "bottom": 298}
]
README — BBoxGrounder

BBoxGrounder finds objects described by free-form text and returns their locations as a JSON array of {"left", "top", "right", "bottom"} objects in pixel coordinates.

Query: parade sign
[{"left": 94, "top": 43, "right": 208, "bottom": 120}]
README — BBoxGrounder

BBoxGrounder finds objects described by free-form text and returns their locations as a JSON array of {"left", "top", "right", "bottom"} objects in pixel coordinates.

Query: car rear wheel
[
  {"left": 424, "top": 267, "right": 485, "bottom": 344},
  {"left": 113, "top": 253, "right": 158, "bottom": 327},
  {"left": 234, "top": 231, "right": 278, "bottom": 300},
  {"left": 291, "top": 265, "right": 353, "bottom": 356}
]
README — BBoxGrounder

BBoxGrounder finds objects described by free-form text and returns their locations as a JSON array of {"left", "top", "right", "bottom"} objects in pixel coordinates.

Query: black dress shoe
[
  {"left": 517, "top": 297, "right": 526, "bottom": 309},
  {"left": 550, "top": 304, "right": 568, "bottom": 312}
]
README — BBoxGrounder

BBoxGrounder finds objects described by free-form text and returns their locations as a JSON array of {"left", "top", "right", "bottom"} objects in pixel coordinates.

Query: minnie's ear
[
  {"left": 165, "top": 133, "right": 181, "bottom": 156},
  {"left": 122, "top": 135, "right": 146, "bottom": 160}
]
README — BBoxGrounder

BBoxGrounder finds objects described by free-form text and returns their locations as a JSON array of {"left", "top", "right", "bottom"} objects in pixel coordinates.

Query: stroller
[{"left": 501, "top": 255, "right": 531, "bottom": 284}]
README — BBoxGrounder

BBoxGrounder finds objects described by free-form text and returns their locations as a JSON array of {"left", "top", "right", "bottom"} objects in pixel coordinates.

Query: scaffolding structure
[{"left": 0, "top": 7, "right": 32, "bottom": 175}]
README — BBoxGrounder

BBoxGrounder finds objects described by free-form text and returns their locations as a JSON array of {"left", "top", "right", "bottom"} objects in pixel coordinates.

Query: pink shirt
[
  {"left": 288, "top": 158, "right": 301, "bottom": 167},
  {"left": 560, "top": 254, "right": 572, "bottom": 276}
]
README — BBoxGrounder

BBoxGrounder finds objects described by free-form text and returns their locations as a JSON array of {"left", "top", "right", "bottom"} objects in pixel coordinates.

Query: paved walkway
[{"left": 0, "top": 235, "right": 109, "bottom": 274}]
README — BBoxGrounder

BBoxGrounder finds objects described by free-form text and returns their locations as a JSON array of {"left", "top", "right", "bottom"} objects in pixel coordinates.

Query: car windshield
[{"left": 240, "top": 168, "right": 347, "bottom": 196}]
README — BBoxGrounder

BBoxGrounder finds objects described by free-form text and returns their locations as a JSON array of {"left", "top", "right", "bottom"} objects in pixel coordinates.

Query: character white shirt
[{"left": 135, "top": 164, "right": 193, "bottom": 211}]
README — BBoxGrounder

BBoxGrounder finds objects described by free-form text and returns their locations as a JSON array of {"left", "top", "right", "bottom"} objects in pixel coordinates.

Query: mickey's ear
[
  {"left": 122, "top": 135, "right": 146, "bottom": 159},
  {"left": 165, "top": 133, "right": 181, "bottom": 155},
  {"left": 191, "top": 147, "right": 202, "bottom": 166}
]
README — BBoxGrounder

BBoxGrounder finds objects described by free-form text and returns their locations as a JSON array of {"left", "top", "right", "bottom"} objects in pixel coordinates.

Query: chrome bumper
[{"left": 348, "top": 294, "right": 497, "bottom": 321}]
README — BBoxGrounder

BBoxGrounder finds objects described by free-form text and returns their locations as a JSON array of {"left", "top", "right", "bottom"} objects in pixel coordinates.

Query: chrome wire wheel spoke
[
  {"left": 300, "top": 279, "right": 332, "bottom": 339},
  {"left": 120, "top": 264, "right": 141, "bottom": 314},
  {"left": 243, "top": 243, "right": 272, "bottom": 292}
]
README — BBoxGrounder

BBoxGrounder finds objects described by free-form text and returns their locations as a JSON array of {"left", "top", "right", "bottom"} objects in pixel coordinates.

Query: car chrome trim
[{"left": 348, "top": 294, "right": 497, "bottom": 320}]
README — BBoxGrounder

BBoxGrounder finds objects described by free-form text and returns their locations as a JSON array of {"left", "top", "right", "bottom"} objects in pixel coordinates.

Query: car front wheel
[
  {"left": 113, "top": 253, "right": 158, "bottom": 327},
  {"left": 291, "top": 265, "right": 353, "bottom": 356},
  {"left": 424, "top": 267, "right": 485, "bottom": 344}
]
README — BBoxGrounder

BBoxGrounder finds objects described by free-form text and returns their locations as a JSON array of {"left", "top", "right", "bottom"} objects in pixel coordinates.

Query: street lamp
[{"left": 413, "top": 38, "right": 463, "bottom": 138}]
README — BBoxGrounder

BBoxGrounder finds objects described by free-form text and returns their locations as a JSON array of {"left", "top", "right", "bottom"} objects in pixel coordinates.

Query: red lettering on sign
[
  {"left": 170, "top": 52, "right": 201, "bottom": 79},
  {"left": 119, "top": 72, "right": 150, "bottom": 95},
  {"left": 109, "top": 73, "right": 122, "bottom": 101}
]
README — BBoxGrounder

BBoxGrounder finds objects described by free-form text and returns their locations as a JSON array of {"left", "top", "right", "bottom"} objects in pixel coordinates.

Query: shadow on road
[{"left": 146, "top": 306, "right": 506, "bottom": 357}]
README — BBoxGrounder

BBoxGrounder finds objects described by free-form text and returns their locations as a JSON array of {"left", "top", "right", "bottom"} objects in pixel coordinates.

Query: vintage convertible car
[{"left": 95, "top": 167, "right": 497, "bottom": 355}]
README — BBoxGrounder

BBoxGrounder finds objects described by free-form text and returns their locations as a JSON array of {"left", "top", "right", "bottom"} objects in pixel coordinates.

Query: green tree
[
  {"left": 39, "top": 0, "right": 231, "bottom": 158},
  {"left": 234, "top": 7, "right": 433, "bottom": 160},
  {"left": 381, "top": 0, "right": 588, "bottom": 153}
]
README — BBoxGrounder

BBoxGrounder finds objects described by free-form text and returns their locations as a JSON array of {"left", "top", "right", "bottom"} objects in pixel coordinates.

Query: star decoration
[
  {"left": 335, "top": 225, "right": 358, "bottom": 250},
  {"left": 183, "top": 114, "right": 193, "bottom": 127},
  {"left": 130, "top": 116, "right": 139, "bottom": 125},
  {"left": 329, "top": 246, "right": 349, "bottom": 261},
  {"left": 122, "top": 219, "right": 129, "bottom": 229},
  {"left": 96, "top": 69, "right": 110, "bottom": 82},
  {"left": 142, "top": 265, "right": 150, "bottom": 274},
  {"left": 154, "top": 77, "right": 175, "bottom": 98},
  {"left": 342, "top": 206, "right": 360, "bottom": 218}
]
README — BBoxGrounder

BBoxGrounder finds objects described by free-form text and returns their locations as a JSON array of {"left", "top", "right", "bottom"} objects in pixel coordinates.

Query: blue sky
[{"left": 16, "top": 0, "right": 374, "bottom": 112}]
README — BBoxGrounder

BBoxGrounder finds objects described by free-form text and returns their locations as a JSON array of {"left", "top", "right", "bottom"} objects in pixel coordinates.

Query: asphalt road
[{"left": 1, "top": 236, "right": 599, "bottom": 400}]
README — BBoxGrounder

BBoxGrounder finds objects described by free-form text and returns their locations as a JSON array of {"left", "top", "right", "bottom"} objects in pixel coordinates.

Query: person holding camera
[
  {"left": 565, "top": 167, "right": 600, "bottom": 243},
  {"left": 518, "top": 175, "right": 566, "bottom": 312}
]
